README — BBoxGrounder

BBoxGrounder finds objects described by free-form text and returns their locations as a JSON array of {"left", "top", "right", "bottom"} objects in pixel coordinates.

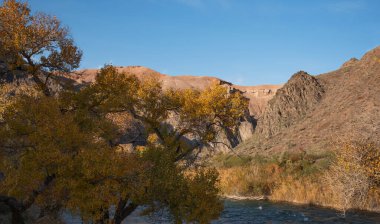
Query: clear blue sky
[{"left": 24, "top": 0, "right": 380, "bottom": 85}]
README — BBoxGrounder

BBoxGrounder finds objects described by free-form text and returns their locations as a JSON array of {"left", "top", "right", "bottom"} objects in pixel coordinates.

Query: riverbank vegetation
[{"left": 214, "top": 141, "right": 380, "bottom": 213}]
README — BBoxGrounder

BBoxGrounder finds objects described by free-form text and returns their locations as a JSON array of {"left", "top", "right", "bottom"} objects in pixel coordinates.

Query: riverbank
[
  {"left": 222, "top": 193, "right": 380, "bottom": 213},
  {"left": 212, "top": 152, "right": 380, "bottom": 213}
]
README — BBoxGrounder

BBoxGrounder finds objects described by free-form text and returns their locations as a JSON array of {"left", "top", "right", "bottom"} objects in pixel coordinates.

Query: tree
[
  {"left": 0, "top": 94, "right": 132, "bottom": 222},
  {"left": 63, "top": 65, "right": 248, "bottom": 223},
  {"left": 324, "top": 141, "right": 380, "bottom": 214},
  {"left": 0, "top": 66, "right": 248, "bottom": 223},
  {"left": 0, "top": 0, "right": 82, "bottom": 95},
  {"left": 75, "top": 65, "right": 249, "bottom": 162}
]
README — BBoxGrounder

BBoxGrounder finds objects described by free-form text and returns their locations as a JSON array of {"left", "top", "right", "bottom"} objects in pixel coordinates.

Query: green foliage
[
  {"left": 275, "top": 152, "right": 333, "bottom": 178},
  {"left": 213, "top": 151, "right": 332, "bottom": 177},
  {"left": 211, "top": 153, "right": 252, "bottom": 168}
]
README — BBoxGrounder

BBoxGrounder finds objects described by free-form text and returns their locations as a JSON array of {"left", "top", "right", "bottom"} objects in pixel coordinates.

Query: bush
[{"left": 324, "top": 141, "right": 380, "bottom": 213}]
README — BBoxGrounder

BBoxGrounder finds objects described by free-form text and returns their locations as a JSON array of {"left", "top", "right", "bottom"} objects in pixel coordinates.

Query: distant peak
[
  {"left": 292, "top": 70, "right": 310, "bottom": 77},
  {"left": 360, "top": 46, "right": 380, "bottom": 64},
  {"left": 288, "top": 71, "right": 314, "bottom": 83},
  {"left": 341, "top": 58, "right": 359, "bottom": 68}
]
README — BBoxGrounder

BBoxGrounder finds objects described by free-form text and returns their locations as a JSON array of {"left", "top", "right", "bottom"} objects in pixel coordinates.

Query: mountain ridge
[{"left": 236, "top": 46, "right": 380, "bottom": 155}]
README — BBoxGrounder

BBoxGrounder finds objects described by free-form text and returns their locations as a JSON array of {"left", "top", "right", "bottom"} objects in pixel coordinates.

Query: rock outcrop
[
  {"left": 341, "top": 58, "right": 359, "bottom": 68},
  {"left": 232, "top": 85, "right": 281, "bottom": 119},
  {"left": 256, "top": 71, "right": 325, "bottom": 138}
]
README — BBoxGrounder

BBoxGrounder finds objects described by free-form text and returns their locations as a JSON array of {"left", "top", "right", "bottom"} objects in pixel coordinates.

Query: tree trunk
[
  {"left": 95, "top": 208, "right": 110, "bottom": 224},
  {"left": 113, "top": 200, "right": 138, "bottom": 224},
  {"left": 22, "top": 174, "right": 56, "bottom": 210},
  {"left": 0, "top": 195, "right": 25, "bottom": 224}
]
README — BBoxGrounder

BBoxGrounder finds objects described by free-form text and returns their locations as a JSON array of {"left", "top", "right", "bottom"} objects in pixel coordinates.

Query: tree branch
[
  {"left": 22, "top": 174, "right": 56, "bottom": 211},
  {"left": 114, "top": 198, "right": 138, "bottom": 224}
]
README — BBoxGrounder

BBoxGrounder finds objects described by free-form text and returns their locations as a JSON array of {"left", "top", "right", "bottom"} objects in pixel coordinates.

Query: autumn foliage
[
  {"left": 0, "top": 0, "right": 82, "bottom": 95},
  {"left": 0, "top": 1, "right": 249, "bottom": 223},
  {"left": 325, "top": 141, "right": 380, "bottom": 213},
  {"left": 0, "top": 64, "right": 248, "bottom": 223}
]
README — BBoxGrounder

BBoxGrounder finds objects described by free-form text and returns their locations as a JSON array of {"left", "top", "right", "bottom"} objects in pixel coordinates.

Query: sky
[{"left": 23, "top": 0, "right": 380, "bottom": 85}]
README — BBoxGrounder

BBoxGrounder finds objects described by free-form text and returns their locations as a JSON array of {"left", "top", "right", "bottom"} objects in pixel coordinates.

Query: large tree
[
  {"left": 0, "top": 0, "right": 82, "bottom": 95},
  {"left": 0, "top": 1, "right": 249, "bottom": 222},
  {"left": 0, "top": 66, "right": 249, "bottom": 223}
]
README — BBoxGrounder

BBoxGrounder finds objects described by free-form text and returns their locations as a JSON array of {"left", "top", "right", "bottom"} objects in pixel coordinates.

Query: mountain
[{"left": 237, "top": 46, "right": 380, "bottom": 155}]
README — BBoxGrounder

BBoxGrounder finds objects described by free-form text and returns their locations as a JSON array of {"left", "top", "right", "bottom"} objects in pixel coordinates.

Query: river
[{"left": 64, "top": 200, "right": 380, "bottom": 223}]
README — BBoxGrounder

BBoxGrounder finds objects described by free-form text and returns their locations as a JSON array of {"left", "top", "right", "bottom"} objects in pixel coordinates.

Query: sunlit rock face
[{"left": 232, "top": 85, "right": 282, "bottom": 119}]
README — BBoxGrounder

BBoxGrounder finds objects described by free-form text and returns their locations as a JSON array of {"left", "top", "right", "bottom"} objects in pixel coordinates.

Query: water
[
  {"left": 211, "top": 200, "right": 380, "bottom": 224},
  {"left": 64, "top": 200, "right": 380, "bottom": 223}
]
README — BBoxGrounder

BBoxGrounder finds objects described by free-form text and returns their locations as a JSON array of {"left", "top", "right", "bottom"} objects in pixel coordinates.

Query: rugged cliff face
[
  {"left": 232, "top": 85, "right": 281, "bottom": 119},
  {"left": 237, "top": 46, "right": 380, "bottom": 155},
  {"left": 256, "top": 71, "right": 325, "bottom": 138}
]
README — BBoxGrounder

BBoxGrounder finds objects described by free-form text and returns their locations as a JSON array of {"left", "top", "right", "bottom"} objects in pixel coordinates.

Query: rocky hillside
[
  {"left": 237, "top": 46, "right": 380, "bottom": 155},
  {"left": 256, "top": 71, "right": 325, "bottom": 138}
]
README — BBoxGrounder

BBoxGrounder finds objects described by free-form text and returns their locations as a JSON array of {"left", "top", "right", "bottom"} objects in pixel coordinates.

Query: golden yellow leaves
[
  {"left": 87, "top": 66, "right": 249, "bottom": 156},
  {"left": 147, "top": 133, "right": 159, "bottom": 145},
  {"left": 0, "top": 0, "right": 82, "bottom": 95},
  {"left": 0, "top": 60, "right": 248, "bottom": 222},
  {"left": 335, "top": 141, "right": 380, "bottom": 186}
]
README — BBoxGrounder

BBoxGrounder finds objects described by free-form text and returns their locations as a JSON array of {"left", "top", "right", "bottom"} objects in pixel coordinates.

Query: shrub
[{"left": 324, "top": 141, "right": 380, "bottom": 214}]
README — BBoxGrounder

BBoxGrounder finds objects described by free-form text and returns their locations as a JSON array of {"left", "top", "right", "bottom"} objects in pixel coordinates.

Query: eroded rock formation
[{"left": 256, "top": 71, "right": 325, "bottom": 138}]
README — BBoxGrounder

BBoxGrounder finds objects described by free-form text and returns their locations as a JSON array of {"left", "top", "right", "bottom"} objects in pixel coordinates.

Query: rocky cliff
[
  {"left": 256, "top": 71, "right": 325, "bottom": 138},
  {"left": 232, "top": 85, "right": 281, "bottom": 119}
]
